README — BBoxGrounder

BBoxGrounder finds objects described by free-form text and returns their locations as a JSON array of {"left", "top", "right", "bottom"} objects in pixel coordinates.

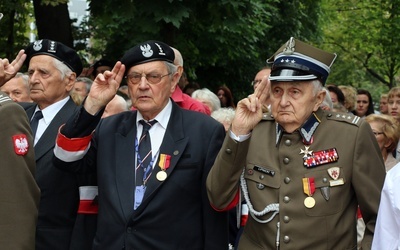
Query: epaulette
[
  {"left": 261, "top": 112, "right": 275, "bottom": 121},
  {"left": 0, "top": 93, "right": 12, "bottom": 106},
  {"left": 326, "top": 112, "right": 361, "bottom": 127}
]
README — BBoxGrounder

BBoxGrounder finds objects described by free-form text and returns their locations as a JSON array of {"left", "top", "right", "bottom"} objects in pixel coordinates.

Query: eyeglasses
[
  {"left": 125, "top": 73, "right": 171, "bottom": 85},
  {"left": 251, "top": 79, "right": 262, "bottom": 86},
  {"left": 373, "top": 131, "right": 384, "bottom": 136}
]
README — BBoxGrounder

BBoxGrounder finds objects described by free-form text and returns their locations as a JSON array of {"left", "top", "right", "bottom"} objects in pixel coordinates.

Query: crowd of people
[{"left": 1, "top": 36, "right": 400, "bottom": 250}]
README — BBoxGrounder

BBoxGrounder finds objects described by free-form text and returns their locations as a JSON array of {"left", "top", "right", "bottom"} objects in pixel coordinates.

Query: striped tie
[{"left": 136, "top": 119, "right": 157, "bottom": 184}]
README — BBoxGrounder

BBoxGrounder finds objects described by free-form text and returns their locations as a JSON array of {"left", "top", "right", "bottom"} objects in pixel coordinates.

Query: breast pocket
[
  {"left": 303, "top": 167, "right": 347, "bottom": 216},
  {"left": 243, "top": 163, "right": 281, "bottom": 213}
]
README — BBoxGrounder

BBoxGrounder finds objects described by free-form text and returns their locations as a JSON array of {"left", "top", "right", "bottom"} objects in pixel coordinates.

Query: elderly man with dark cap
[
  {"left": 53, "top": 40, "right": 228, "bottom": 249},
  {"left": 206, "top": 37, "right": 385, "bottom": 249},
  {"left": 21, "top": 39, "right": 82, "bottom": 250}
]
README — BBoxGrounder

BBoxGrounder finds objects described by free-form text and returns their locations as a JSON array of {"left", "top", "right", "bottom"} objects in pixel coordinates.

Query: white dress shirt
[{"left": 32, "top": 96, "right": 69, "bottom": 145}]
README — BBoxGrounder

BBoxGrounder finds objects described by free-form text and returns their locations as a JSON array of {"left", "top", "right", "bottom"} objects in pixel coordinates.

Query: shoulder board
[
  {"left": 326, "top": 112, "right": 361, "bottom": 126},
  {"left": 0, "top": 93, "right": 12, "bottom": 105},
  {"left": 261, "top": 112, "right": 275, "bottom": 121}
]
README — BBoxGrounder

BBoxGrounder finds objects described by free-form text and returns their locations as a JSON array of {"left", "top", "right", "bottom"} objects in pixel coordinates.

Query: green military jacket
[
  {"left": 207, "top": 108, "right": 385, "bottom": 250},
  {"left": 0, "top": 92, "right": 40, "bottom": 249}
]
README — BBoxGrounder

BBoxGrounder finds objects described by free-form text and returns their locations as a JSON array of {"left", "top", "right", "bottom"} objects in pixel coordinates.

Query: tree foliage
[
  {"left": 321, "top": 0, "right": 400, "bottom": 100},
  {"left": 0, "top": 0, "right": 324, "bottom": 101},
  {"left": 86, "top": 0, "right": 322, "bottom": 100},
  {"left": 0, "top": 1, "right": 32, "bottom": 58}
]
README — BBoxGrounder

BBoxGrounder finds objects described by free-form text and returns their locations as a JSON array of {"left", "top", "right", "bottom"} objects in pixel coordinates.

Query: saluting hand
[
  {"left": 231, "top": 76, "right": 270, "bottom": 136},
  {"left": 0, "top": 49, "right": 26, "bottom": 87},
  {"left": 84, "top": 61, "right": 126, "bottom": 115}
]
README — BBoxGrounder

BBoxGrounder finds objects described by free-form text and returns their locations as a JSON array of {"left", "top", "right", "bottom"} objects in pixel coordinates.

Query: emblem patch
[
  {"left": 327, "top": 167, "right": 340, "bottom": 180},
  {"left": 13, "top": 134, "right": 29, "bottom": 155},
  {"left": 33, "top": 40, "right": 43, "bottom": 51},
  {"left": 140, "top": 44, "right": 153, "bottom": 58}
]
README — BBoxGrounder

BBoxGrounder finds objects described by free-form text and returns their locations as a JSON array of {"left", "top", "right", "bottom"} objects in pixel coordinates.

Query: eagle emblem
[
  {"left": 140, "top": 44, "right": 153, "bottom": 58},
  {"left": 13, "top": 134, "right": 29, "bottom": 156}
]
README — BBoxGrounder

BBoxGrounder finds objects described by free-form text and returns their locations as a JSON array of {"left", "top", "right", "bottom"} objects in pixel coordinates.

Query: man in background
[
  {"left": 0, "top": 72, "right": 32, "bottom": 102},
  {"left": 171, "top": 47, "right": 211, "bottom": 115}
]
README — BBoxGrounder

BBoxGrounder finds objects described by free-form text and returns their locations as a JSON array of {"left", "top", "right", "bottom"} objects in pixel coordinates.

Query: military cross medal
[{"left": 300, "top": 146, "right": 313, "bottom": 158}]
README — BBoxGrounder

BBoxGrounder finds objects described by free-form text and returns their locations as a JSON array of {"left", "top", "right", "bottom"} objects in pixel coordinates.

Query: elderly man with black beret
[
  {"left": 21, "top": 39, "right": 82, "bottom": 250},
  {"left": 206, "top": 37, "right": 385, "bottom": 249},
  {"left": 53, "top": 40, "right": 228, "bottom": 249}
]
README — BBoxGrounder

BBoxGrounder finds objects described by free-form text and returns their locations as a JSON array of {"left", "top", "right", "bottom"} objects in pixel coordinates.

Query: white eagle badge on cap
[
  {"left": 283, "top": 37, "right": 295, "bottom": 55},
  {"left": 140, "top": 44, "right": 153, "bottom": 58},
  {"left": 33, "top": 40, "right": 43, "bottom": 51}
]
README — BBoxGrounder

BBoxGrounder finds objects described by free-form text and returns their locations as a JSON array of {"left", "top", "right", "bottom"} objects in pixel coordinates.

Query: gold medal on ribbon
[
  {"left": 157, "top": 154, "right": 171, "bottom": 182},
  {"left": 304, "top": 196, "right": 316, "bottom": 208},
  {"left": 156, "top": 171, "right": 167, "bottom": 181},
  {"left": 302, "top": 177, "right": 316, "bottom": 209}
]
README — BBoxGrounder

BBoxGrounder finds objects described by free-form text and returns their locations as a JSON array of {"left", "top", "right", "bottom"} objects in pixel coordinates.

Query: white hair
[
  {"left": 320, "top": 87, "right": 333, "bottom": 110},
  {"left": 52, "top": 58, "right": 73, "bottom": 80},
  {"left": 211, "top": 107, "right": 235, "bottom": 124},
  {"left": 192, "top": 88, "right": 221, "bottom": 112}
]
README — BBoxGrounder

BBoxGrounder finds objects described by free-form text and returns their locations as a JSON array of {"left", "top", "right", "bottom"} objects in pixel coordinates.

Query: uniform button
[
  {"left": 284, "top": 139, "right": 292, "bottom": 146},
  {"left": 283, "top": 236, "right": 290, "bottom": 243},
  {"left": 284, "top": 177, "right": 291, "bottom": 184},
  {"left": 283, "top": 157, "right": 290, "bottom": 164},
  {"left": 322, "top": 177, "right": 328, "bottom": 183},
  {"left": 257, "top": 183, "right": 265, "bottom": 190},
  {"left": 225, "top": 148, "right": 232, "bottom": 154},
  {"left": 283, "top": 216, "right": 290, "bottom": 223},
  {"left": 259, "top": 175, "right": 265, "bottom": 180},
  {"left": 127, "top": 227, "right": 132, "bottom": 233},
  {"left": 327, "top": 113, "right": 332, "bottom": 117},
  {"left": 283, "top": 196, "right": 290, "bottom": 203}
]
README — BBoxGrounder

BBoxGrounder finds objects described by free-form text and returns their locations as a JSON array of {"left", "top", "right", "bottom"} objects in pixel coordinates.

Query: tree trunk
[{"left": 33, "top": 0, "right": 74, "bottom": 48}]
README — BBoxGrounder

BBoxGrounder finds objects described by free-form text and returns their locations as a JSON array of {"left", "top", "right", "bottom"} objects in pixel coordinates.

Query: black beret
[
  {"left": 121, "top": 40, "right": 174, "bottom": 73},
  {"left": 25, "top": 39, "right": 83, "bottom": 76}
]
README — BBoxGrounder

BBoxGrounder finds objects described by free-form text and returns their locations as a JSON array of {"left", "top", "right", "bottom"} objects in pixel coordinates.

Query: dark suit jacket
[
  {"left": 55, "top": 101, "right": 229, "bottom": 250},
  {"left": 0, "top": 92, "right": 40, "bottom": 249},
  {"left": 21, "top": 98, "right": 80, "bottom": 250}
]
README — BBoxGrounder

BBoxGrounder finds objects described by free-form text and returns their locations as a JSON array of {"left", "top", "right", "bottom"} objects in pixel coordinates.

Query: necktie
[
  {"left": 136, "top": 119, "right": 157, "bottom": 185},
  {"left": 30, "top": 111, "right": 43, "bottom": 138}
]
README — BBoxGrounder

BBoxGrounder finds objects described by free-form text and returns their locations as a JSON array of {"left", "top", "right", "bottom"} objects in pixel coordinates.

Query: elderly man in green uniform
[{"left": 207, "top": 37, "right": 385, "bottom": 249}]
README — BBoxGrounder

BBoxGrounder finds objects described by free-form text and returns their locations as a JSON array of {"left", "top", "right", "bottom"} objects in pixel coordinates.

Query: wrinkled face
[
  {"left": 270, "top": 81, "right": 324, "bottom": 133},
  {"left": 356, "top": 94, "right": 369, "bottom": 117},
  {"left": 380, "top": 97, "right": 388, "bottom": 114},
  {"left": 128, "top": 61, "right": 178, "bottom": 120},
  {"left": 0, "top": 77, "right": 31, "bottom": 102},
  {"left": 388, "top": 96, "right": 400, "bottom": 119},
  {"left": 28, "top": 55, "right": 74, "bottom": 109}
]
